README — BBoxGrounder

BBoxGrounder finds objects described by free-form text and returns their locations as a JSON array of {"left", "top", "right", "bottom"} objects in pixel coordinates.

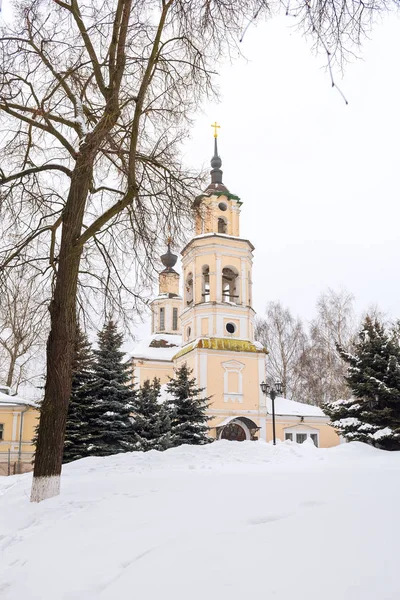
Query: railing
[{"left": 0, "top": 451, "right": 34, "bottom": 476}]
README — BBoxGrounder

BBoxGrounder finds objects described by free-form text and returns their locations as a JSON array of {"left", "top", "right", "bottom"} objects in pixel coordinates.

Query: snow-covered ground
[{"left": 1, "top": 440, "right": 399, "bottom": 600}]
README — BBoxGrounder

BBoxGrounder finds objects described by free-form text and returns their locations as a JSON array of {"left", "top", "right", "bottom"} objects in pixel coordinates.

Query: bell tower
[
  {"left": 131, "top": 125, "right": 268, "bottom": 442},
  {"left": 179, "top": 127, "right": 254, "bottom": 344},
  {"left": 174, "top": 124, "right": 266, "bottom": 437},
  {"left": 150, "top": 241, "right": 182, "bottom": 335}
]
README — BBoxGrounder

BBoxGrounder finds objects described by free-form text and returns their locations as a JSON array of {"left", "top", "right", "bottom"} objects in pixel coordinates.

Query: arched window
[
  {"left": 202, "top": 265, "right": 210, "bottom": 302},
  {"left": 186, "top": 272, "right": 193, "bottom": 305},
  {"left": 221, "top": 423, "right": 246, "bottom": 441},
  {"left": 218, "top": 217, "right": 227, "bottom": 234},
  {"left": 222, "top": 266, "right": 239, "bottom": 304},
  {"left": 172, "top": 307, "right": 178, "bottom": 331}
]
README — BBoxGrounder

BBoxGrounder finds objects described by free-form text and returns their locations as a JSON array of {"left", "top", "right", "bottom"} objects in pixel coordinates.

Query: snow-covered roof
[
  {"left": 0, "top": 390, "right": 37, "bottom": 408},
  {"left": 267, "top": 396, "right": 325, "bottom": 418},
  {"left": 128, "top": 334, "right": 182, "bottom": 362}
]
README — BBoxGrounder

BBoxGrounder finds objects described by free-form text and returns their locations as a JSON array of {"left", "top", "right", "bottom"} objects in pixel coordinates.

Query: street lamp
[{"left": 260, "top": 380, "right": 283, "bottom": 445}]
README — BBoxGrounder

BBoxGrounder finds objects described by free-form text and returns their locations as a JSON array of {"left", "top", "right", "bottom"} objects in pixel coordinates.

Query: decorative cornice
[
  {"left": 193, "top": 190, "right": 242, "bottom": 207},
  {"left": 173, "top": 337, "right": 267, "bottom": 360},
  {"left": 181, "top": 233, "right": 254, "bottom": 255}
]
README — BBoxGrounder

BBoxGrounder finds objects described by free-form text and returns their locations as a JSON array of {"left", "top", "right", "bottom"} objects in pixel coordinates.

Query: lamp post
[{"left": 260, "top": 380, "right": 283, "bottom": 445}]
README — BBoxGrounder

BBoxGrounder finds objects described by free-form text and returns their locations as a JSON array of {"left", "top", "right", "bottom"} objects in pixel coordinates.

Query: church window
[
  {"left": 172, "top": 308, "right": 178, "bottom": 331},
  {"left": 218, "top": 217, "right": 227, "bottom": 234},
  {"left": 202, "top": 265, "right": 210, "bottom": 302},
  {"left": 227, "top": 371, "right": 239, "bottom": 393},
  {"left": 186, "top": 272, "right": 193, "bottom": 305},
  {"left": 222, "top": 267, "right": 239, "bottom": 303},
  {"left": 159, "top": 307, "right": 165, "bottom": 331},
  {"left": 225, "top": 322, "right": 236, "bottom": 334},
  {"left": 218, "top": 202, "right": 227, "bottom": 211},
  {"left": 0, "top": 424, "right": 3, "bottom": 441},
  {"left": 187, "top": 326, "right": 191, "bottom": 340},
  {"left": 284, "top": 429, "right": 319, "bottom": 446}
]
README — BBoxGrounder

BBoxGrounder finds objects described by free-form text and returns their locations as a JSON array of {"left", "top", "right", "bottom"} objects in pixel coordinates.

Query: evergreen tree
[
  {"left": 324, "top": 317, "right": 400, "bottom": 449},
  {"left": 63, "top": 327, "right": 95, "bottom": 463},
  {"left": 165, "top": 363, "right": 211, "bottom": 446},
  {"left": 131, "top": 378, "right": 171, "bottom": 451},
  {"left": 85, "top": 320, "right": 136, "bottom": 456}
]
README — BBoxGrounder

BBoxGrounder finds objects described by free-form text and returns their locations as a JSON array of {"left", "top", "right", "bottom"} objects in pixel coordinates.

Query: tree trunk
[
  {"left": 6, "top": 351, "right": 17, "bottom": 388},
  {"left": 31, "top": 159, "right": 91, "bottom": 503}
]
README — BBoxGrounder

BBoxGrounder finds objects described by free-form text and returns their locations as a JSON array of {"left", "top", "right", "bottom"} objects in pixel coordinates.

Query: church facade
[{"left": 130, "top": 133, "right": 340, "bottom": 448}]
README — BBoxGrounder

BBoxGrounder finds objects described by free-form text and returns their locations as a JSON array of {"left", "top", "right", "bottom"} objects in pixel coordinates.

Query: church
[{"left": 129, "top": 128, "right": 340, "bottom": 448}]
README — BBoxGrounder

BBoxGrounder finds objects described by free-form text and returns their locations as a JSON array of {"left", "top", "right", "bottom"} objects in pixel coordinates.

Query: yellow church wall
[
  {"left": 133, "top": 360, "right": 175, "bottom": 387},
  {"left": 159, "top": 272, "right": 180, "bottom": 295},
  {"left": 180, "top": 353, "right": 197, "bottom": 377},
  {"left": 175, "top": 347, "right": 265, "bottom": 413},
  {"left": 0, "top": 405, "right": 39, "bottom": 474},
  {"left": 317, "top": 423, "right": 340, "bottom": 447},
  {"left": 194, "top": 195, "right": 240, "bottom": 237},
  {"left": 0, "top": 410, "right": 17, "bottom": 450},
  {"left": 180, "top": 303, "right": 256, "bottom": 341},
  {"left": 206, "top": 351, "right": 263, "bottom": 411},
  {"left": 21, "top": 410, "right": 39, "bottom": 452},
  {"left": 265, "top": 419, "right": 340, "bottom": 447}
]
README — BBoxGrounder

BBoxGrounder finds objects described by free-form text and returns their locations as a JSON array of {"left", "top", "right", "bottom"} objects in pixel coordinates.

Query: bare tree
[
  {"left": 0, "top": 267, "right": 47, "bottom": 393},
  {"left": 255, "top": 302, "right": 307, "bottom": 399},
  {"left": 299, "top": 288, "right": 356, "bottom": 405},
  {"left": 0, "top": 0, "right": 274, "bottom": 502}
]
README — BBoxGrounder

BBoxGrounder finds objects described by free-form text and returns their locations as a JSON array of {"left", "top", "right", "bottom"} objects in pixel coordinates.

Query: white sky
[
  {"left": 1, "top": 5, "right": 399, "bottom": 337},
  {"left": 181, "top": 14, "right": 400, "bottom": 326}
]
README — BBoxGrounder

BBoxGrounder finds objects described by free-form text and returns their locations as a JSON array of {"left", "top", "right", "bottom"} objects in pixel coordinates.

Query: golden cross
[{"left": 211, "top": 121, "right": 220, "bottom": 138}]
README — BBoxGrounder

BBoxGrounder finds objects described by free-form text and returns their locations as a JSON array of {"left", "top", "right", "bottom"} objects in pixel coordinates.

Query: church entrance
[
  {"left": 220, "top": 422, "right": 247, "bottom": 441},
  {"left": 217, "top": 416, "right": 260, "bottom": 441}
]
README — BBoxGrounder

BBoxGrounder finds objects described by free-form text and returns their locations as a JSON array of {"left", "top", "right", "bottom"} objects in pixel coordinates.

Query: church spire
[
  {"left": 206, "top": 122, "right": 229, "bottom": 193},
  {"left": 210, "top": 136, "right": 223, "bottom": 185}
]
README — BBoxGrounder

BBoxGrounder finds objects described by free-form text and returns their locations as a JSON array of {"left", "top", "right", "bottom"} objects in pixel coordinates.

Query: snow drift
[{"left": 0, "top": 440, "right": 399, "bottom": 600}]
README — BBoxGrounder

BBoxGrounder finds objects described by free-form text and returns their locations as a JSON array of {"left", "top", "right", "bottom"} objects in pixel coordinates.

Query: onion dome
[{"left": 161, "top": 241, "right": 178, "bottom": 272}]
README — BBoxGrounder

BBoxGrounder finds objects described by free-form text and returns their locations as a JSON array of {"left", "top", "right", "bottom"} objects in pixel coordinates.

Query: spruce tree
[
  {"left": 324, "top": 317, "right": 400, "bottom": 449},
  {"left": 131, "top": 378, "right": 171, "bottom": 451},
  {"left": 85, "top": 320, "right": 136, "bottom": 456},
  {"left": 63, "top": 327, "right": 95, "bottom": 463},
  {"left": 165, "top": 363, "right": 211, "bottom": 446}
]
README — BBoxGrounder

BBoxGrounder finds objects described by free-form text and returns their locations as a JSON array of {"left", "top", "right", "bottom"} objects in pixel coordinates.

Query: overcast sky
[{"left": 181, "top": 14, "right": 400, "bottom": 327}]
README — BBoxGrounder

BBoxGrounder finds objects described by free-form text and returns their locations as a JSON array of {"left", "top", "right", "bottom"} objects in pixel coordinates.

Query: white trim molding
[
  {"left": 222, "top": 360, "right": 244, "bottom": 404},
  {"left": 283, "top": 424, "right": 320, "bottom": 447}
]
